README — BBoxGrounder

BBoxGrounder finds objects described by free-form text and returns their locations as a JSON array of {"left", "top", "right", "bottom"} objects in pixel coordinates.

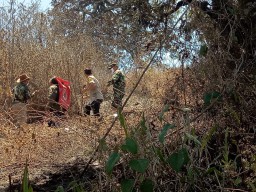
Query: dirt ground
[
  {"left": 0, "top": 117, "right": 103, "bottom": 189},
  {"left": 0, "top": 96, "right": 156, "bottom": 191}
]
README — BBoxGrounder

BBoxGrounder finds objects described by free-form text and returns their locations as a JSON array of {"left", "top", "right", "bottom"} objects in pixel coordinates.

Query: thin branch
[{"left": 80, "top": 6, "right": 190, "bottom": 177}]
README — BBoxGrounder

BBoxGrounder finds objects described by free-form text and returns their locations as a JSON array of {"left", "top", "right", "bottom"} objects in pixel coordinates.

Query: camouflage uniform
[
  {"left": 11, "top": 82, "right": 31, "bottom": 125},
  {"left": 48, "top": 84, "right": 60, "bottom": 112},
  {"left": 13, "top": 82, "right": 31, "bottom": 103},
  {"left": 47, "top": 80, "right": 65, "bottom": 127},
  {"left": 110, "top": 70, "right": 125, "bottom": 108}
]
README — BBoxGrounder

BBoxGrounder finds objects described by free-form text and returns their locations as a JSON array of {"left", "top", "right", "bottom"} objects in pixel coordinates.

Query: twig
[
  {"left": 214, "top": 170, "right": 223, "bottom": 191},
  {"left": 8, "top": 174, "right": 12, "bottom": 192},
  {"left": 223, "top": 188, "right": 249, "bottom": 192},
  {"left": 166, "top": 89, "right": 224, "bottom": 137},
  {"left": 80, "top": 7, "right": 191, "bottom": 177}
]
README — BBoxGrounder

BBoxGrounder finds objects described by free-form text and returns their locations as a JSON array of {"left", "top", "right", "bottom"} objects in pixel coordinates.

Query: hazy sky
[{"left": 0, "top": 0, "right": 52, "bottom": 11}]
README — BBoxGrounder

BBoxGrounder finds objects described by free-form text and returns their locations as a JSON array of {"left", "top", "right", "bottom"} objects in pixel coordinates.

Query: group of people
[
  {"left": 83, "top": 63, "right": 126, "bottom": 117},
  {"left": 10, "top": 63, "right": 126, "bottom": 127}
]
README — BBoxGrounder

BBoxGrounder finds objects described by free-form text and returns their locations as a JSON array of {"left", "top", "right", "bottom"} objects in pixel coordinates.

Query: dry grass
[
  {"left": 0, "top": 91, "right": 152, "bottom": 189},
  {"left": 0, "top": 1, "right": 255, "bottom": 191}
]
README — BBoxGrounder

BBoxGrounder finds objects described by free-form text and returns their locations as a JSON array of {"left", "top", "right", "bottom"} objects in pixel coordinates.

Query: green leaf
[
  {"left": 159, "top": 124, "right": 175, "bottom": 143},
  {"left": 28, "top": 185, "right": 33, "bottom": 192},
  {"left": 22, "top": 160, "right": 29, "bottom": 192},
  {"left": 185, "top": 133, "right": 201, "bottom": 146},
  {"left": 153, "top": 147, "right": 165, "bottom": 163},
  {"left": 121, "top": 179, "right": 135, "bottom": 192},
  {"left": 22, "top": 160, "right": 34, "bottom": 192},
  {"left": 118, "top": 110, "right": 128, "bottom": 137},
  {"left": 55, "top": 186, "right": 65, "bottom": 192},
  {"left": 199, "top": 44, "right": 208, "bottom": 57},
  {"left": 105, "top": 152, "right": 121, "bottom": 174},
  {"left": 129, "top": 159, "right": 149, "bottom": 173},
  {"left": 166, "top": 148, "right": 189, "bottom": 172},
  {"left": 140, "top": 113, "right": 148, "bottom": 135},
  {"left": 234, "top": 177, "right": 242, "bottom": 186},
  {"left": 205, "top": 167, "right": 221, "bottom": 176},
  {"left": 121, "top": 137, "right": 138, "bottom": 154},
  {"left": 140, "top": 179, "right": 154, "bottom": 192},
  {"left": 158, "top": 104, "right": 170, "bottom": 122},
  {"left": 99, "top": 138, "right": 108, "bottom": 151},
  {"left": 201, "top": 125, "right": 217, "bottom": 152},
  {"left": 203, "top": 91, "right": 221, "bottom": 106}
]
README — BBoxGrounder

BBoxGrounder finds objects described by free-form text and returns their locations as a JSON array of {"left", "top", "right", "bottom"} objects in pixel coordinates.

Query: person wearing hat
[
  {"left": 107, "top": 63, "right": 126, "bottom": 109},
  {"left": 83, "top": 68, "right": 104, "bottom": 117},
  {"left": 11, "top": 74, "right": 35, "bottom": 126},
  {"left": 13, "top": 74, "right": 31, "bottom": 103}
]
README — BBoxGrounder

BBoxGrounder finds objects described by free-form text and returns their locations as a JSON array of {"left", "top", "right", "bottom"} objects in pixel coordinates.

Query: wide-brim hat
[
  {"left": 108, "top": 63, "right": 117, "bottom": 69},
  {"left": 16, "top": 74, "right": 30, "bottom": 83}
]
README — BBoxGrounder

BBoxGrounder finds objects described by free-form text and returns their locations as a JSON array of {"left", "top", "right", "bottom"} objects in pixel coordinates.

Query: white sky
[{"left": 0, "top": 0, "right": 52, "bottom": 11}]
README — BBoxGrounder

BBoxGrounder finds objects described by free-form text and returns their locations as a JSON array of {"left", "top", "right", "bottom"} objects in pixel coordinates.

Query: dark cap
[
  {"left": 50, "top": 77, "right": 58, "bottom": 84},
  {"left": 108, "top": 63, "right": 117, "bottom": 69},
  {"left": 84, "top": 68, "right": 92, "bottom": 75}
]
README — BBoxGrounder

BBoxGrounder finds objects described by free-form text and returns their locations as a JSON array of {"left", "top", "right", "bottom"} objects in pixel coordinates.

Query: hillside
[{"left": 0, "top": 0, "right": 256, "bottom": 191}]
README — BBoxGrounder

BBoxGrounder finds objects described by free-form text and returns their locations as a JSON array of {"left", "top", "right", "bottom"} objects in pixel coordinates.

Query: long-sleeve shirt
[
  {"left": 111, "top": 70, "right": 126, "bottom": 93},
  {"left": 48, "top": 84, "right": 60, "bottom": 111},
  {"left": 12, "top": 82, "right": 31, "bottom": 103}
]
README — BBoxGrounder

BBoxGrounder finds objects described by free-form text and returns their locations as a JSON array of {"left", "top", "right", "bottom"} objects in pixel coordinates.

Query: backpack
[{"left": 55, "top": 77, "right": 71, "bottom": 110}]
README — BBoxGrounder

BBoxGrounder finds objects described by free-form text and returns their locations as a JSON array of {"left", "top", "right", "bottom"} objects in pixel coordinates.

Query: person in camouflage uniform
[
  {"left": 11, "top": 74, "right": 33, "bottom": 126},
  {"left": 13, "top": 74, "right": 32, "bottom": 103},
  {"left": 108, "top": 64, "right": 126, "bottom": 108},
  {"left": 47, "top": 77, "right": 64, "bottom": 127},
  {"left": 48, "top": 77, "right": 60, "bottom": 112}
]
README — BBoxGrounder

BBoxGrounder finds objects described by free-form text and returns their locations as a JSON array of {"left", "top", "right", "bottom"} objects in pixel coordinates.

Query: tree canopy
[{"left": 50, "top": 0, "right": 256, "bottom": 69}]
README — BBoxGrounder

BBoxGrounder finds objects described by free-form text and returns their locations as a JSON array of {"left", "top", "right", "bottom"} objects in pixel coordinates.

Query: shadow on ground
[{"left": 6, "top": 160, "right": 99, "bottom": 192}]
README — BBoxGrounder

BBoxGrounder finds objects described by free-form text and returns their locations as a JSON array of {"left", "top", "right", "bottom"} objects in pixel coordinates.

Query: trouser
[
  {"left": 48, "top": 107, "right": 65, "bottom": 127},
  {"left": 10, "top": 102, "right": 27, "bottom": 126},
  {"left": 84, "top": 99, "right": 103, "bottom": 116},
  {"left": 112, "top": 90, "right": 125, "bottom": 109}
]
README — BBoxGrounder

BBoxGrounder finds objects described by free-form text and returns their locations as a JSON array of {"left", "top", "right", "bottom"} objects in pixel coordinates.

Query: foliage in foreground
[{"left": 101, "top": 109, "right": 255, "bottom": 192}]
